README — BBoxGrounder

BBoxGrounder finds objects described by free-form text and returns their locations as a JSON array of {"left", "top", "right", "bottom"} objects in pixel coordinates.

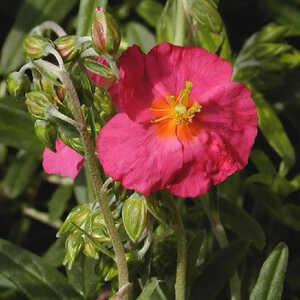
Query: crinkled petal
[
  {"left": 97, "top": 113, "right": 183, "bottom": 195},
  {"left": 116, "top": 42, "right": 235, "bottom": 123},
  {"left": 42, "top": 140, "right": 84, "bottom": 179},
  {"left": 168, "top": 84, "right": 257, "bottom": 197},
  {"left": 168, "top": 131, "right": 242, "bottom": 197}
]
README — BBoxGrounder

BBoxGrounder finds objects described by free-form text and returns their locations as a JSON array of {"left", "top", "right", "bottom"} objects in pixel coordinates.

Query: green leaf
[
  {"left": 220, "top": 199, "right": 266, "bottom": 250},
  {"left": 48, "top": 185, "right": 73, "bottom": 221},
  {"left": 137, "top": 277, "right": 167, "bottom": 300},
  {"left": 251, "top": 88, "right": 295, "bottom": 176},
  {"left": 250, "top": 242, "right": 289, "bottom": 300},
  {"left": 0, "top": 96, "right": 43, "bottom": 153},
  {"left": 83, "top": 58, "right": 114, "bottom": 78},
  {"left": 156, "top": 0, "right": 176, "bottom": 43},
  {"left": 191, "top": 240, "right": 249, "bottom": 300},
  {"left": 250, "top": 149, "right": 277, "bottom": 177},
  {"left": 0, "top": 0, "right": 78, "bottom": 75},
  {"left": 43, "top": 237, "right": 66, "bottom": 267},
  {"left": 77, "top": 0, "right": 98, "bottom": 36},
  {"left": 67, "top": 254, "right": 101, "bottom": 299},
  {"left": 0, "top": 239, "right": 83, "bottom": 300},
  {"left": 125, "top": 22, "right": 156, "bottom": 53},
  {"left": 136, "top": 0, "right": 164, "bottom": 27},
  {"left": 3, "top": 151, "right": 40, "bottom": 199}
]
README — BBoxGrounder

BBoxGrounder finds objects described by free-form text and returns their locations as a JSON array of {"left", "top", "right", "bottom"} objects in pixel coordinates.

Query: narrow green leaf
[
  {"left": 0, "top": 239, "right": 83, "bottom": 300},
  {"left": 252, "top": 88, "right": 295, "bottom": 176},
  {"left": 191, "top": 240, "right": 249, "bottom": 300},
  {"left": 0, "top": 144, "right": 7, "bottom": 164},
  {"left": 125, "top": 22, "right": 156, "bottom": 53},
  {"left": 43, "top": 237, "right": 66, "bottom": 267},
  {"left": 0, "top": 96, "right": 43, "bottom": 153},
  {"left": 67, "top": 254, "right": 101, "bottom": 299},
  {"left": 48, "top": 185, "right": 73, "bottom": 221},
  {"left": 220, "top": 199, "right": 266, "bottom": 250},
  {"left": 136, "top": 0, "right": 164, "bottom": 27},
  {"left": 250, "top": 149, "right": 276, "bottom": 177},
  {"left": 250, "top": 242, "right": 289, "bottom": 300},
  {"left": 3, "top": 151, "right": 40, "bottom": 199},
  {"left": 83, "top": 58, "right": 114, "bottom": 78},
  {"left": 77, "top": 0, "right": 98, "bottom": 36},
  {"left": 0, "top": 0, "right": 78, "bottom": 75},
  {"left": 137, "top": 277, "right": 167, "bottom": 300}
]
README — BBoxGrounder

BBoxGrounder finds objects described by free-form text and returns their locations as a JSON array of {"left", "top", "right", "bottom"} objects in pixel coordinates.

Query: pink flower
[
  {"left": 97, "top": 42, "right": 257, "bottom": 197},
  {"left": 43, "top": 140, "right": 84, "bottom": 179}
]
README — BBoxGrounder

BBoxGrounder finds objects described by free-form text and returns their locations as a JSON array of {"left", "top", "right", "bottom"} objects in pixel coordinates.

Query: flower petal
[
  {"left": 42, "top": 140, "right": 84, "bottom": 179},
  {"left": 97, "top": 113, "right": 183, "bottom": 195}
]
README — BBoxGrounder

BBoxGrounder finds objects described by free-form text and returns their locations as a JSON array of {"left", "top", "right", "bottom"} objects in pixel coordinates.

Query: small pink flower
[
  {"left": 97, "top": 42, "right": 258, "bottom": 197},
  {"left": 42, "top": 140, "right": 84, "bottom": 179}
]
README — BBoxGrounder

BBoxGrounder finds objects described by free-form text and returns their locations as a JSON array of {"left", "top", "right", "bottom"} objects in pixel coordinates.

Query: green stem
[
  {"left": 170, "top": 199, "right": 187, "bottom": 300},
  {"left": 202, "top": 193, "right": 241, "bottom": 300},
  {"left": 174, "top": 0, "right": 185, "bottom": 46},
  {"left": 60, "top": 71, "right": 129, "bottom": 298}
]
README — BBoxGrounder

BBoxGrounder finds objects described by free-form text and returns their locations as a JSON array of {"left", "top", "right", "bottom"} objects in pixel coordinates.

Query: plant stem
[
  {"left": 170, "top": 198, "right": 187, "bottom": 300},
  {"left": 202, "top": 193, "right": 241, "bottom": 300},
  {"left": 30, "top": 21, "right": 67, "bottom": 37},
  {"left": 60, "top": 71, "right": 129, "bottom": 298},
  {"left": 174, "top": 0, "right": 185, "bottom": 46}
]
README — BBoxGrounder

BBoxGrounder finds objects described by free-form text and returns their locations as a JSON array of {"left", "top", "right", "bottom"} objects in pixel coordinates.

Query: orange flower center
[{"left": 149, "top": 81, "right": 202, "bottom": 141}]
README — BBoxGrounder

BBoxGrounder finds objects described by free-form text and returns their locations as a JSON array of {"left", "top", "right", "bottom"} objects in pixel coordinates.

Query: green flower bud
[
  {"left": 145, "top": 195, "right": 169, "bottom": 226},
  {"left": 98, "top": 255, "right": 118, "bottom": 282},
  {"left": 122, "top": 192, "right": 148, "bottom": 242},
  {"left": 83, "top": 239, "right": 99, "bottom": 260},
  {"left": 91, "top": 6, "right": 121, "bottom": 56},
  {"left": 57, "top": 205, "right": 91, "bottom": 237},
  {"left": 7, "top": 72, "right": 30, "bottom": 97},
  {"left": 91, "top": 214, "right": 110, "bottom": 243},
  {"left": 23, "top": 35, "right": 49, "bottom": 59},
  {"left": 63, "top": 230, "right": 83, "bottom": 269},
  {"left": 25, "top": 91, "right": 56, "bottom": 120},
  {"left": 94, "top": 87, "right": 115, "bottom": 122},
  {"left": 54, "top": 35, "right": 80, "bottom": 62},
  {"left": 34, "top": 119, "right": 57, "bottom": 150},
  {"left": 58, "top": 123, "right": 84, "bottom": 155}
]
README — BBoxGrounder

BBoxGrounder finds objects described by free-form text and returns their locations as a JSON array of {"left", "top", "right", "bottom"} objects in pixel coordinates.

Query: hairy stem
[
  {"left": 60, "top": 71, "right": 129, "bottom": 298},
  {"left": 202, "top": 193, "right": 241, "bottom": 300},
  {"left": 170, "top": 199, "right": 187, "bottom": 300}
]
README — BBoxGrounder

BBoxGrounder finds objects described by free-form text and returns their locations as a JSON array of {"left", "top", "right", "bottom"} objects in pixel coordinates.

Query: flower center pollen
[{"left": 150, "top": 81, "right": 202, "bottom": 125}]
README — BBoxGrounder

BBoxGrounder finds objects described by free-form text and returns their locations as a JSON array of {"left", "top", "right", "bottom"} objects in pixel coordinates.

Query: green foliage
[
  {"left": 1, "top": 1, "right": 300, "bottom": 300},
  {"left": 250, "top": 243, "right": 289, "bottom": 300},
  {"left": 0, "top": 239, "right": 83, "bottom": 300}
]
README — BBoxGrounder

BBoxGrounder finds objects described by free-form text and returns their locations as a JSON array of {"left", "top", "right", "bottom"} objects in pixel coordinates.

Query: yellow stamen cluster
[{"left": 150, "top": 81, "right": 202, "bottom": 125}]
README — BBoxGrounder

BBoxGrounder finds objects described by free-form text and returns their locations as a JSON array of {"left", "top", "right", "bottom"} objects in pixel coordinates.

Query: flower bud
[
  {"left": 57, "top": 205, "right": 91, "bottom": 237},
  {"left": 23, "top": 35, "right": 49, "bottom": 59},
  {"left": 97, "top": 255, "right": 118, "bottom": 282},
  {"left": 83, "top": 239, "right": 99, "bottom": 260},
  {"left": 63, "top": 230, "right": 84, "bottom": 269},
  {"left": 122, "top": 192, "right": 148, "bottom": 242},
  {"left": 94, "top": 87, "right": 115, "bottom": 122},
  {"left": 34, "top": 120, "right": 57, "bottom": 150},
  {"left": 91, "top": 7, "right": 121, "bottom": 56},
  {"left": 25, "top": 91, "right": 56, "bottom": 120},
  {"left": 54, "top": 35, "right": 79, "bottom": 62},
  {"left": 7, "top": 72, "right": 31, "bottom": 97},
  {"left": 58, "top": 123, "right": 84, "bottom": 155}
]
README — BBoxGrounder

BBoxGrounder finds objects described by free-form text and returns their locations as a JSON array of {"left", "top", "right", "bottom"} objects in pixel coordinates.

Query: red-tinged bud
[
  {"left": 54, "top": 35, "right": 79, "bottom": 61},
  {"left": 91, "top": 7, "right": 121, "bottom": 56},
  {"left": 25, "top": 91, "right": 56, "bottom": 120},
  {"left": 23, "top": 35, "right": 49, "bottom": 59}
]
